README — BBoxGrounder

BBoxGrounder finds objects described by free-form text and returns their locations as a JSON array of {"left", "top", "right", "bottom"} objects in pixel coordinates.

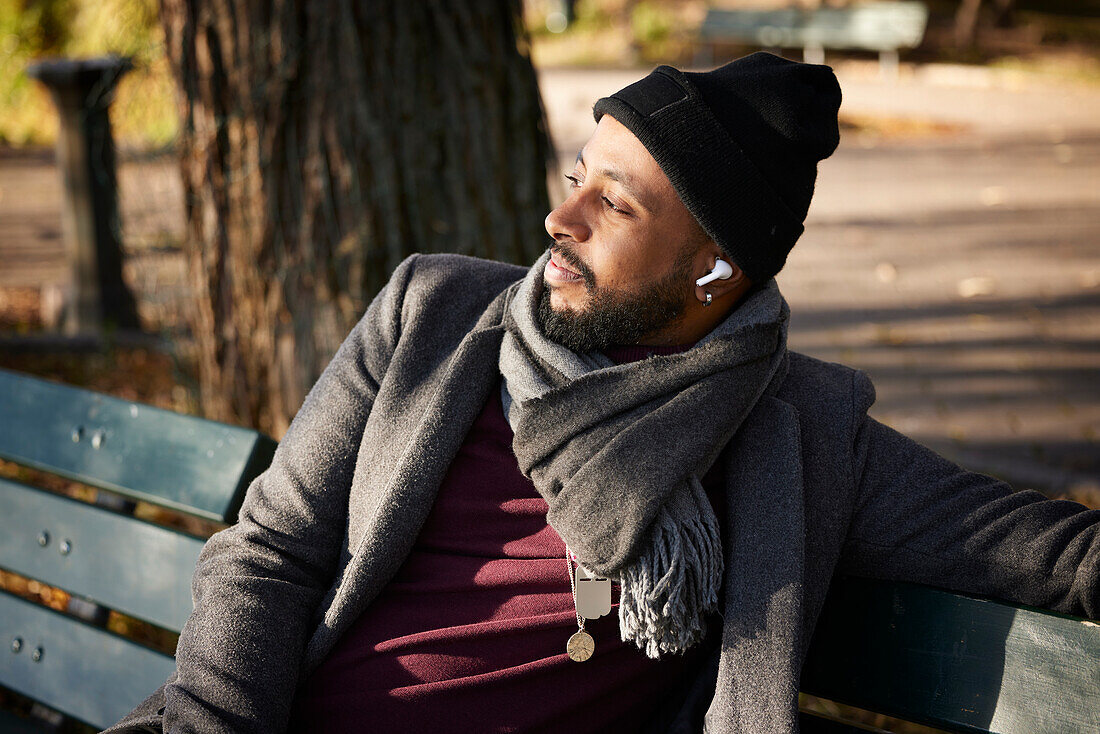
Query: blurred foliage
[
  {"left": 527, "top": 0, "right": 704, "bottom": 67},
  {"left": 526, "top": 0, "right": 632, "bottom": 66},
  {"left": 0, "top": 0, "right": 176, "bottom": 148},
  {"left": 631, "top": 2, "right": 674, "bottom": 46}
]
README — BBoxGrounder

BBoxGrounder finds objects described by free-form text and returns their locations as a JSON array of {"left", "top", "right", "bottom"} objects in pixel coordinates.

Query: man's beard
[{"left": 537, "top": 245, "right": 695, "bottom": 353}]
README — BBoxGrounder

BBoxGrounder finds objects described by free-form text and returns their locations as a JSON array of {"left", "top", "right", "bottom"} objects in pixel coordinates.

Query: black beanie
[{"left": 592, "top": 52, "right": 841, "bottom": 283}]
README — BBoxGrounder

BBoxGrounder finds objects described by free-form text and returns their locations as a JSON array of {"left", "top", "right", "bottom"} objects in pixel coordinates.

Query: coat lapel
[
  {"left": 706, "top": 395, "right": 807, "bottom": 733},
  {"left": 303, "top": 291, "right": 510, "bottom": 668}
]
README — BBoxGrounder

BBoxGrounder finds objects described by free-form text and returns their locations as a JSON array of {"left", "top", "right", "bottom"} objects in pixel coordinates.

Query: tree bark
[
  {"left": 160, "top": 0, "right": 554, "bottom": 436},
  {"left": 991, "top": 0, "right": 1015, "bottom": 29},
  {"left": 955, "top": 0, "right": 983, "bottom": 49}
]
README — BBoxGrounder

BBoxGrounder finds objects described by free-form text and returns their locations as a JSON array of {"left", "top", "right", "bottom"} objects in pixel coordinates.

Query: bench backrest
[
  {"left": 4, "top": 369, "right": 1096, "bottom": 731},
  {"left": 700, "top": 2, "right": 929, "bottom": 52},
  {"left": 0, "top": 368, "right": 276, "bottom": 729},
  {"left": 800, "top": 576, "right": 1100, "bottom": 733}
]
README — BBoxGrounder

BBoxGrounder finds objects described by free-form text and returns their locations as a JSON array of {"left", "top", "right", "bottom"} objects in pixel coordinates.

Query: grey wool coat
[{"left": 106, "top": 254, "right": 1100, "bottom": 734}]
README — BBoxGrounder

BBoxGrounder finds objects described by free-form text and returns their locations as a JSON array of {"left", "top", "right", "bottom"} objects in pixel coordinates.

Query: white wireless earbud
[{"left": 695, "top": 259, "right": 734, "bottom": 288}]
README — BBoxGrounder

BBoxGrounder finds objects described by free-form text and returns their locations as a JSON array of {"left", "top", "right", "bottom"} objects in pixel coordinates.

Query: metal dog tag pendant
[{"left": 575, "top": 566, "right": 612, "bottom": 619}]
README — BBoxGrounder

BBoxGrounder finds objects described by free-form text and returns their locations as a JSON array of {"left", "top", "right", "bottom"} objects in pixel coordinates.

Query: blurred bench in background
[{"left": 697, "top": 1, "right": 930, "bottom": 76}]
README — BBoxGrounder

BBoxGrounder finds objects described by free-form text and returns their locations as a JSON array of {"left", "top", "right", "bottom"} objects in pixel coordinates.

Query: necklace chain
[{"left": 565, "top": 546, "right": 585, "bottom": 632}]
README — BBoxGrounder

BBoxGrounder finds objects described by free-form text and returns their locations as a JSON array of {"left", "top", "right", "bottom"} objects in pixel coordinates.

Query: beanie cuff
[{"left": 593, "top": 66, "right": 804, "bottom": 283}]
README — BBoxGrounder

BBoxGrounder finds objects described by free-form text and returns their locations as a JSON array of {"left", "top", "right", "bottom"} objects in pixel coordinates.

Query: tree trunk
[
  {"left": 955, "top": 0, "right": 983, "bottom": 49},
  {"left": 991, "top": 0, "right": 1015, "bottom": 29},
  {"left": 160, "top": 0, "right": 554, "bottom": 436}
]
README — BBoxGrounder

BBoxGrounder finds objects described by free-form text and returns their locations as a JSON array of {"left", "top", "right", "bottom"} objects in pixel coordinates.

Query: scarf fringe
[{"left": 618, "top": 477, "right": 724, "bottom": 658}]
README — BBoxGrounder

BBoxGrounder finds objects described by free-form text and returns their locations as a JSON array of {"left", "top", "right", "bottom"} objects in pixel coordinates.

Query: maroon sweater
[{"left": 289, "top": 346, "right": 724, "bottom": 733}]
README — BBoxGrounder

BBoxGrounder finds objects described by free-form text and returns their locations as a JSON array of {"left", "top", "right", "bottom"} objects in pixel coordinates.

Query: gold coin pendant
[{"left": 567, "top": 630, "right": 595, "bottom": 662}]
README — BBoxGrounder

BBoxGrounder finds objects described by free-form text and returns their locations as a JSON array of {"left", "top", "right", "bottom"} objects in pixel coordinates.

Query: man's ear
[{"left": 693, "top": 248, "right": 750, "bottom": 304}]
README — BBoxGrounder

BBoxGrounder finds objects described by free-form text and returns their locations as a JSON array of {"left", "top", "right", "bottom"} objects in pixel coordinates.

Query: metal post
[
  {"left": 26, "top": 56, "right": 141, "bottom": 335},
  {"left": 879, "top": 49, "right": 900, "bottom": 80},
  {"left": 803, "top": 44, "right": 825, "bottom": 66}
]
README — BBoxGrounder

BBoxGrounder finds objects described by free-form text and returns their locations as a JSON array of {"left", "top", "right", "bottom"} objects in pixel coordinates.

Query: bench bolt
[
  {"left": 31, "top": 647, "right": 43, "bottom": 662},
  {"left": 37, "top": 531, "right": 50, "bottom": 547},
  {"left": 10, "top": 637, "right": 22, "bottom": 653},
  {"left": 71, "top": 426, "right": 84, "bottom": 442},
  {"left": 59, "top": 539, "right": 72, "bottom": 555},
  {"left": 91, "top": 430, "right": 105, "bottom": 449}
]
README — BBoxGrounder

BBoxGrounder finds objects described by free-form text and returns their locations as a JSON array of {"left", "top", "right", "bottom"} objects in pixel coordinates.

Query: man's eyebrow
[{"left": 575, "top": 150, "right": 655, "bottom": 214}]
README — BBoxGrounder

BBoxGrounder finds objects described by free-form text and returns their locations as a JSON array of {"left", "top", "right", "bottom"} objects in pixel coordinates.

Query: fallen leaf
[
  {"left": 979, "top": 186, "right": 1006, "bottom": 206},
  {"left": 957, "top": 276, "right": 996, "bottom": 298}
]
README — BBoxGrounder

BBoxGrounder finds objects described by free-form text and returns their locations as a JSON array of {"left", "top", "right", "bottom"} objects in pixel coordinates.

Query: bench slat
[
  {"left": 800, "top": 5, "right": 928, "bottom": 52},
  {"left": 0, "top": 478, "right": 203, "bottom": 631},
  {"left": 799, "top": 711, "right": 884, "bottom": 733},
  {"left": 700, "top": 2, "right": 928, "bottom": 52},
  {"left": 0, "top": 709, "right": 50, "bottom": 733},
  {"left": 0, "top": 591, "right": 176, "bottom": 730},
  {"left": 802, "top": 577, "right": 1100, "bottom": 734},
  {"left": 699, "top": 9, "right": 802, "bottom": 47},
  {"left": 0, "top": 368, "right": 275, "bottom": 522}
]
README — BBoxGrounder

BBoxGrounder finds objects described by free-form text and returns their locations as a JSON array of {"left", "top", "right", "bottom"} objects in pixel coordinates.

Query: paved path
[
  {"left": 0, "top": 148, "right": 184, "bottom": 328},
  {"left": 1, "top": 62, "right": 1098, "bottom": 496},
  {"left": 792, "top": 135, "right": 1100, "bottom": 496},
  {"left": 0, "top": 149, "right": 66, "bottom": 287}
]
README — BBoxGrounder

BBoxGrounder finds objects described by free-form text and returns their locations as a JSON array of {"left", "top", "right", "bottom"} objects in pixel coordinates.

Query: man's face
[{"left": 540, "top": 115, "right": 708, "bottom": 351}]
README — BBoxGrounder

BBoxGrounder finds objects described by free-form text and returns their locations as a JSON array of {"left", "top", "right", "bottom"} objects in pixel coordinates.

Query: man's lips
[{"left": 547, "top": 251, "right": 583, "bottom": 282}]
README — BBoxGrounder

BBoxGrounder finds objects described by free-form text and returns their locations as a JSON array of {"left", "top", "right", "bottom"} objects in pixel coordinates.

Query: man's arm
[
  {"left": 110, "top": 256, "right": 417, "bottom": 734},
  {"left": 839, "top": 373, "right": 1100, "bottom": 620}
]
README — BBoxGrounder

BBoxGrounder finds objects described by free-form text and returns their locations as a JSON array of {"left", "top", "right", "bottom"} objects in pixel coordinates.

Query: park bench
[
  {"left": 0, "top": 368, "right": 1097, "bottom": 731},
  {"left": 799, "top": 576, "right": 1099, "bottom": 732},
  {"left": 0, "top": 368, "right": 276, "bottom": 731},
  {"left": 697, "top": 1, "right": 930, "bottom": 75}
]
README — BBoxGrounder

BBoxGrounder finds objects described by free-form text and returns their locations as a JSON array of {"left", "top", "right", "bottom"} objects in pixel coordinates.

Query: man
[{"left": 108, "top": 53, "right": 1098, "bottom": 734}]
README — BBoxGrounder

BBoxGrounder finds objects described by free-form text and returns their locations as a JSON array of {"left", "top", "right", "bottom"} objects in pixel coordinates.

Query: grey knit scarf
[{"left": 499, "top": 250, "right": 790, "bottom": 658}]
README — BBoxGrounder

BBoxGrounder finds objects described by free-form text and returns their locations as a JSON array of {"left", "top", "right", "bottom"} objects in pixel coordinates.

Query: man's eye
[
  {"left": 564, "top": 174, "right": 582, "bottom": 188},
  {"left": 602, "top": 196, "right": 621, "bottom": 212}
]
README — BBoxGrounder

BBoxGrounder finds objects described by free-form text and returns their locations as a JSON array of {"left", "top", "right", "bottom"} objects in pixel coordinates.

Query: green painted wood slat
[
  {"left": 0, "top": 709, "right": 51, "bottom": 733},
  {"left": 0, "top": 368, "right": 276, "bottom": 522},
  {"left": 0, "top": 478, "right": 203, "bottom": 631},
  {"left": 0, "top": 591, "right": 177, "bottom": 730},
  {"left": 801, "top": 576, "right": 1100, "bottom": 734}
]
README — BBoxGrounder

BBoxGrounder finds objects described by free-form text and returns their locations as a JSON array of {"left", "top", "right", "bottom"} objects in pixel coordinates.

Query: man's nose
[{"left": 544, "top": 197, "right": 591, "bottom": 244}]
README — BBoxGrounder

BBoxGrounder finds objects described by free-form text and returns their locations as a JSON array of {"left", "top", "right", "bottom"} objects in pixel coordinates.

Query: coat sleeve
[
  {"left": 103, "top": 256, "right": 419, "bottom": 734},
  {"left": 839, "top": 371, "right": 1100, "bottom": 620}
]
